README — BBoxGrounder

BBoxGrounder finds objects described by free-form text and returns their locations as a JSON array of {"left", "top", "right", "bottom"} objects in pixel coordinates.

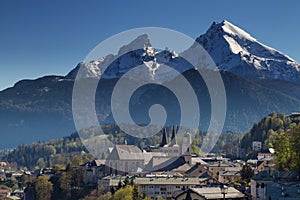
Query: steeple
[
  {"left": 185, "top": 189, "right": 192, "bottom": 200},
  {"left": 170, "top": 126, "right": 177, "bottom": 146},
  {"left": 160, "top": 128, "right": 167, "bottom": 147}
]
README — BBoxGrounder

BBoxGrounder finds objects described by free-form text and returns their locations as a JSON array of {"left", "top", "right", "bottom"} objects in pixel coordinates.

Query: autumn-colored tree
[
  {"left": 35, "top": 175, "right": 53, "bottom": 200},
  {"left": 59, "top": 172, "right": 72, "bottom": 199},
  {"left": 291, "top": 126, "right": 300, "bottom": 172},
  {"left": 112, "top": 185, "right": 133, "bottom": 200},
  {"left": 274, "top": 131, "right": 293, "bottom": 170},
  {"left": 273, "top": 126, "right": 300, "bottom": 171},
  {"left": 132, "top": 184, "right": 141, "bottom": 200}
]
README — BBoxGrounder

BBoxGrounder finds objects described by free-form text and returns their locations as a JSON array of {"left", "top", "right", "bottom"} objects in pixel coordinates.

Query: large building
[
  {"left": 104, "top": 127, "right": 193, "bottom": 175},
  {"left": 135, "top": 176, "right": 200, "bottom": 200},
  {"left": 175, "top": 187, "right": 246, "bottom": 200},
  {"left": 105, "top": 145, "right": 145, "bottom": 174}
]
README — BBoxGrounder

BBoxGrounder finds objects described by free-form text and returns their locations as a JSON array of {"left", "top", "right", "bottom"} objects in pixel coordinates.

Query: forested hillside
[
  {"left": 1, "top": 124, "right": 242, "bottom": 169},
  {"left": 1, "top": 133, "right": 89, "bottom": 169},
  {"left": 241, "top": 112, "right": 300, "bottom": 171}
]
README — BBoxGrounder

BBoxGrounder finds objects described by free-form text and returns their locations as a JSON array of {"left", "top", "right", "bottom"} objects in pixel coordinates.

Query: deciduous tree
[{"left": 35, "top": 175, "right": 53, "bottom": 200}]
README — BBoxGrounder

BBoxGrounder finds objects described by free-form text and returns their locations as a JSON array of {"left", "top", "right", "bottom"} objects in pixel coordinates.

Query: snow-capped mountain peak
[
  {"left": 66, "top": 20, "right": 300, "bottom": 83},
  {"left": 220, "top": 20, "right": 256, "bottom": 42},
  {"left": 66, "top": 34, "right": 188, "bottom": 81},
  {"left": 117, "top": 34, "right": 151, "bottom": 56},
  {"left": 196, "top": 20, "right": 300, "bottom": 82}
]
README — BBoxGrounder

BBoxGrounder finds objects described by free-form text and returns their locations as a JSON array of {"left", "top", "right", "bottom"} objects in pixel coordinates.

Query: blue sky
[{"left": 0, "top": 0, "right": 299, "bottom": 90}]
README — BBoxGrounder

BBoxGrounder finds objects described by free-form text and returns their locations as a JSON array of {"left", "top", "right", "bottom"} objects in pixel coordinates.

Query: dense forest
[{"left": 0, "top": 132, "right": 89, "bottom": 170}]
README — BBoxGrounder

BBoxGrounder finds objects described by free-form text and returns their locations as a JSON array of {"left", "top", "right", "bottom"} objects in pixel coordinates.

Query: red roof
[{"left": 0, "top": 189, "right": 10, "bottom": 193}]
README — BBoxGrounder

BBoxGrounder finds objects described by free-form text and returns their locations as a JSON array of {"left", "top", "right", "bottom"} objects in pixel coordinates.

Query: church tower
[
  {"left": 170, "top": 126, "right": 177, "bottom": 146},
  {"left": 159, "top": 128, "right": 167, "bottom": 147},
  {"left": 181, "top": 132, "right": 192, "bottom": 165}
]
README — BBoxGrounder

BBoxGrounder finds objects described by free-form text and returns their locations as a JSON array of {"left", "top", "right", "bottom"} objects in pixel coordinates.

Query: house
[
  {"left": 184, "top": 162, "right": 209, "bottom": 177},
  {"left": 0, "top": 162, "right": 7, "bottom": 168},
  {"left": 218, "top": 171, "right": 240, "bottom": 184},
  {"left": 11, "top": 188, "right": 24, "bottom": 199},
  {"left": 135, "top": 176, "right": 200, "bottom": 200},
  {"left": 5, "top": 196, "right": 21, "bottom": 200},
  {"left": 98, "top": 176, "right": 129, "bottom": 193},
  {"left": 247, "top": 159, "right": 258, "bottom": 168},
  {"left": 40, "top": 168, "right": 55, "bottom": 179},
  {"left": 255, "top": 160, "right": 275, "bottom": 173},
  {"left": 81, "top": 159, "right": 106, "bottom": 185},
  {"left": 191, "top": 157, "right": 208, "bottom": 166},
  {"left": 286, "top": 113, "right": 300, "bottom": 126},
  {"left": 0, "top": 189, "right": 11, "bottom": 198},
  {"left": 175, "top": 187, "right": 246, "bottom": 200},
  {"left": 251, "top": 170, "right": 277, "bottom": 199},
  {"left": 200, "top": 155, "right": 230, "bottom": 164},
  {"left": 252, "top": 141, "right": 262, "bottom": 151},
  {"left": 208, "top": 163, "right": 233, "bottom": 179},
  {"left": 198, "top": 172, "right": 217, "bottom": 185},
  {"left": 0, "top": 170, "right": 5, "bottom": 181},
  {"left": 257, "top": 148, "right": 274, "bottom": 161},
  {"left": 6, "top": 196, "right": 21, "bottom": 200},
  {"left": 256, "top": 160, "right": 267, "bottom": 172},
  {"left": 218, "top": 170, "right": 241, "bottom": 184},
  {"left": 257, "top": 152, "right": 272, "bottom": 161}
]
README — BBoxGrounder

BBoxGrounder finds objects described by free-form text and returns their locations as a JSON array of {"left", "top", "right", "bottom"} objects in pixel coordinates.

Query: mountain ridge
[
  {"left": 65, "top": 20, "right": 300, "bottom": 84},
  {"left": 0, "top": 20, "right": 299, "bottom": 148}
]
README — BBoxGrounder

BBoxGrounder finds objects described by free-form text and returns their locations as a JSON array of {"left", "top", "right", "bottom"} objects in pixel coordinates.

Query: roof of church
[{"left": 106, "top": 145, "right": 144, "bottom": 160}]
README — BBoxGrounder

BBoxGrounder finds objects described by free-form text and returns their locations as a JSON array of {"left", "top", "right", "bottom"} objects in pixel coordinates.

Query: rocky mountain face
[
  {"left": 67, "top": 21, "right": 300, "bottom": 83},
  {"left": 196, "top": 20, "right": 300, "bottom": 82},
  {"left": 1, "top": 20, "right": 299, "bottom": 148},
  {"left": 65, "top": 34, "right": 185, "bottom": 82}
]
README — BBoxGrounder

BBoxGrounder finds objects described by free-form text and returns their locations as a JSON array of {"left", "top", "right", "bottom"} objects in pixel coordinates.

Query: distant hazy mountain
[{"left": 0, "top": 20, "right": 299, "bottom": 148}]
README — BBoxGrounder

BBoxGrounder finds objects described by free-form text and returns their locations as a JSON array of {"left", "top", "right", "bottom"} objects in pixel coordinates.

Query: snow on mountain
[
  {"left": 196, "top": 20, "right": 300, "bottom": 82},
  {"left": 66, "top": 20, "right": 300, "bottom": 83},
  {"left": 65, "top": 34, "right": 184, "bottom": 81}
]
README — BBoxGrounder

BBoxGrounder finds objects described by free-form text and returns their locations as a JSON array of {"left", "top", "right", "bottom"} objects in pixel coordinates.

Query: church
[{"left": 104, "top": 126, "right": 193, "bottom": 175}]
